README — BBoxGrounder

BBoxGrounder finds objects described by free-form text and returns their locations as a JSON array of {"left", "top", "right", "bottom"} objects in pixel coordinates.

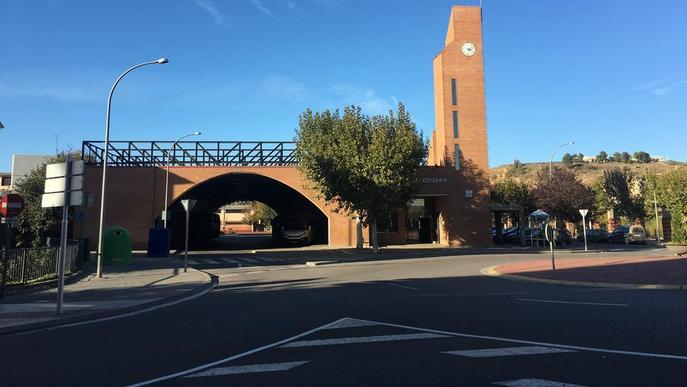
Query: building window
[
  {"left": 454, "top": 144, "right": 461, "bottom": 171},
  {"left": 451, "top": 78, "right": 457, "bottom": 105},
  {"left": 452, "top": 111, "right": 459, "bottom": 138},
  {"left": 1, "top": 176, "right": 10, "bottom": 186},
  {"left": 377, "top": 212, "right": 399, "bottom": 233}
]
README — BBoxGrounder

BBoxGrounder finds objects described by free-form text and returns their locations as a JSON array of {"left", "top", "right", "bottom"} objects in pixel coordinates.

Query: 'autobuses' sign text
[{"left": 418, "top": 177, "right": 447, "bottom": 184}]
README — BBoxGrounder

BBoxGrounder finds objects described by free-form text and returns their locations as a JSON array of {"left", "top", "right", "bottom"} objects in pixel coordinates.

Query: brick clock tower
[{"left": 428, "top": 6, "right": 491, "bottom": 246}]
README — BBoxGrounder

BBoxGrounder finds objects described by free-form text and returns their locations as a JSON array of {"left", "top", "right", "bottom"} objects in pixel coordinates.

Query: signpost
[
  {"left": 0, "top": 193, "right": 26, "bottom": 298},
  {"left": 181, "top": 199, "right": 197, "bottom": 273},
  {"left": 579, "top": 209, "right": 589, "bottom": 252},
  {"left": 41, "top": 157, "right": 84, "bottom": 314},
  {"left": 545, "top": 223, "right": 556, "bottom": 271}
]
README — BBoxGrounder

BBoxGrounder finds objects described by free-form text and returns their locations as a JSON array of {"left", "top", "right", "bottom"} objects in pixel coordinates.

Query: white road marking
[
  {"left": 322, "top": 318, "right": 380, "bottom": 330},
  {"left": 245, "top": 271, "right": 264, "bottom": 275},
  {"left": 443, "top": 346, "right": 574, "bottom": 358},
  {"left": 241, "top": 258, "right": 260, "bottom": 264},
  {"left": 187, "top": 259, "right": 199, "bottom": 265},
  {"left": 197, "top": 259, "right": 213, "bottom": 265},
  {"left": 352, "top": 317, "right": 687, "bottom": 361},
  {"left": 494, "top": 378, "right": 588, "bottom": 387},
  {"left": 260, "top": 257, "right": 279, "bottom": 262},
  {"left": 280, "top": 332, "right": 447, "bottom": 348},
  {"left": 184, "top": 361, "right": 309, "bottom": 378},
  {"left": 126, "top": 317, "right": 349, "bottom": 386},
  {"left": 517, "top": 298, "right": 629, "bottom": 307},
  {"left": 220, "top": 258, "right": 239, "bottom": 264},
  {"left": 388, "top": 283, "right": 418, "bottom": 290}
]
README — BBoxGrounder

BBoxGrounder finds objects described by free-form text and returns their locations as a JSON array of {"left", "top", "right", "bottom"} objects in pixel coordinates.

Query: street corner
[{"left": 481, "top": 256, "right": 687, "bottom": 290}]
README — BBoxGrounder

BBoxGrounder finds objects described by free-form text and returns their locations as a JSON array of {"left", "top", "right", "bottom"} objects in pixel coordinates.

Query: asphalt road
[{"left": 1, "top": 248, "right": 685, "bottom": 386}]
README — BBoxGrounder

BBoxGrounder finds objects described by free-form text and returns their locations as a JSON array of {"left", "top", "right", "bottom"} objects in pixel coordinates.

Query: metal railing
[
  {"left": 1, "top": 243, "right": 80, "bottom": 285},
  {"left": 82, "top": 140, "right": 298, "bottom": 167}
]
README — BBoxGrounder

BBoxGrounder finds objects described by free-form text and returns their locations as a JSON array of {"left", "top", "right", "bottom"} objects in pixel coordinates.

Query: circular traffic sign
[{"left": 0, "top": 193, "right": 25, "bottom": 218}]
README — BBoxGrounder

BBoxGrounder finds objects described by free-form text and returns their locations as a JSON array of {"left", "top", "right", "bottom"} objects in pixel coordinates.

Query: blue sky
[{"left": 1, "top": 0, "right": 685, "bottom": 172}]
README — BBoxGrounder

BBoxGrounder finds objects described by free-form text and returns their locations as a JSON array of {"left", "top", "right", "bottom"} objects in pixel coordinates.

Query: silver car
[{"left": 625, "top": 225, "right": 647, "bottom": 245}]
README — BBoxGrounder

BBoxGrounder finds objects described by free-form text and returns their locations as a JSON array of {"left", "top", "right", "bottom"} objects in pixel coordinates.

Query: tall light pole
[
  {"left": 163, "top": 131, "right": 201, "bottom": 228},
  {"left": 96, "top": 58, "right": 169, "bottom": 278},
  {"left": 549, "top": 141, "right": 575, "bottom": 177}
]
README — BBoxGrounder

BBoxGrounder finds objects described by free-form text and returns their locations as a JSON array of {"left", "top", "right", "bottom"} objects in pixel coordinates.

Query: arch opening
[{"left": 162, "top": 173, "right": 329, "bottom": 250}]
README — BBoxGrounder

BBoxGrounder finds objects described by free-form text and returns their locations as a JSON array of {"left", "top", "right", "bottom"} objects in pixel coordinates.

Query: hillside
[{"left": 489, "top": 160, "right": 687, "bottom": 186}]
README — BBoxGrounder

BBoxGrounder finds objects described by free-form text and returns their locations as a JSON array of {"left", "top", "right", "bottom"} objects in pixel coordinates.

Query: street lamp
[
  {"left": 549, "top": 141, "right": 575, "bottom": 177},
  {"left": 96, "top": 58, "right": 169, "bottom": 278},
  {"left": 163, "top": 131, "right": 202, "bottom": 228}
]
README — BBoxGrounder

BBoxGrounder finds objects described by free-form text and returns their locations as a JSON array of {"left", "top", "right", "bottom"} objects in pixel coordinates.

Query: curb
[
  {"left": 480, "top": 265, "right": 687, "bottom": 290},
  {"left": 0, "top": 268, "right": 217, "bottom": 336}
]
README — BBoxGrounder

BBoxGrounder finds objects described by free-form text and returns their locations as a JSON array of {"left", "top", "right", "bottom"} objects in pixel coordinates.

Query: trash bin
[
  {"left": 103, "top": 226, "right": 132, "bottom": 264},
  {"left": 147, "top": 228, "right": 171, "bottom": 257}
]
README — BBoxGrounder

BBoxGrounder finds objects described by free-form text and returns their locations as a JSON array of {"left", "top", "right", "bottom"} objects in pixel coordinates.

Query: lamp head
[
  {"left": 193, "top": 131, "right": 201, "bottom": 136},
  {"left": 156, "top": 58, "right": 169, "bottom": 64},
  {"left": 569, "top": 141, "right": 575, "bottom": 145},
  {"left": 0, "top": 121, "right": 4, "bottom": 129}
]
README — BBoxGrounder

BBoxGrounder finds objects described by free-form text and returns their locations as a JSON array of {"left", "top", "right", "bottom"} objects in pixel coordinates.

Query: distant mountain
[{"left": 489, "top": 160, "right": 687, "bottom": 186}]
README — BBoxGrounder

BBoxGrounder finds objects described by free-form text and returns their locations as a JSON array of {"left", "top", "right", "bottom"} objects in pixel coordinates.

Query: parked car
[
  {"left": 577, "top": 229, "right": 609, "bottom": 243},
  {"left": 272, "top": 217, "right": 314, "bottom": 245},
  {"left": 625, "top": 225, "right": 647, "bottom": 245},
  {"left": 608, "top": 226, "right": 630, "bottom": 244}
]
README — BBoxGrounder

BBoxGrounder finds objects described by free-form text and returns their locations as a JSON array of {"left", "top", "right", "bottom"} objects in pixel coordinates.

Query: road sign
[
  {"left": 41, "top": 191, "right": 84, "bottom": 208},
  {"left": 44, "top": 175, "right": 84, "bottom": 193},
  {"left": 0, "top": 194, "right": 25, "bottom": 218},
  {"left": 579, "top": 209, "right": 589, "bottom": 217},
  {"left": 45, "top": 160, "right": 84, "bottom": 179},
  {"left": 579, "top": 209, "right": 589, "bottom": 251},
  {"left": 181, "top": 199, "right": 197, "bottom": 212}
]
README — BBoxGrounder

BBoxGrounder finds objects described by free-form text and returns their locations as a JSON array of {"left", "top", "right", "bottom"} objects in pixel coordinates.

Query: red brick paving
[{"left": 495, "top": 256, "right": 687, "bottom": 285}]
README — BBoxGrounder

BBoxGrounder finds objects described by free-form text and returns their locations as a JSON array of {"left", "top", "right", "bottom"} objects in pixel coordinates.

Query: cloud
[
  {"left": 634, "top": 79, "right": 687, "bottom": 96},
  {"left": 192, "top": 0, "right": 225, "bottom": 25},
  {"left": 259, "top": 75, "right": 308, "bottom": 102},
  {"left": 249, "top": 0, "right": 274, "bottom": 17},
  {"left": 330, "top": 84, "right": 395, "bottom": 115}
]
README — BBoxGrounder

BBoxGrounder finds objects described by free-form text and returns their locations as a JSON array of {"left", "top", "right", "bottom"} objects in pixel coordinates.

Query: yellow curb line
[{"left": 480, "top": 265, "right": 686, "bottom": 290}]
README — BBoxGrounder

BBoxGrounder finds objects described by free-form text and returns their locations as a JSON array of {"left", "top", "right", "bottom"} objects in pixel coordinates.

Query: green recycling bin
[{"left": 103, "top": 226, "right": 132, "bottom": 264}]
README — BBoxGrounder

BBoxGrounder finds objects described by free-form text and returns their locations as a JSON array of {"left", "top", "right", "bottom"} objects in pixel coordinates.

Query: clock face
[{"left": 461, "top": 42, "right": 476, "bottom": 57}]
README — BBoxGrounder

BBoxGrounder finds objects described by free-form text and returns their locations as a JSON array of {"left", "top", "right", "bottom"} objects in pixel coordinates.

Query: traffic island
[{"left": 482, "top": 256, "right": 687, "bottom": 289}]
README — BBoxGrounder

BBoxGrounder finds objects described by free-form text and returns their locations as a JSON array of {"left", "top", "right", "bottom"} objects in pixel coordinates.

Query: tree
[
  {"left": 595, "top": 151, "right": 608, "bottom": 163},
  {"left": 610, "top": 152, "right": 622, "bottom": 162},
  {"left": 572, "top": 153, "right": 585, "bottom": 164},
  {"left": 491, "top": 179, "right": 530, "bottom": 209},
  {"left": 596, "top": 168, "right": 645, "bottom": 222},
  {"left": 647, "top": 171, "right": 687, "bottom": 243},
  {"left": 13, "top": 151, "right": 82, "bottom": 247},
  {"left": 241, "top": 201, "right": 277, "bottom": 227},
  {"left": 295, "top": 103, "right": 427, "bottom": 252},
  {"left": 530, "top": 167, "right": 594, "bottom": 222},
  {"left": 561, "top": 153, "right": 573, "bottom": 167},
  {"left": 511, "top": 159, "right": 524, "bottom": 175},
  {"left": 633, "top": 151, "right": 652, "bottom": 163},
  {"left": 620, "top": 152, "right": 631, "bottom": 163}
]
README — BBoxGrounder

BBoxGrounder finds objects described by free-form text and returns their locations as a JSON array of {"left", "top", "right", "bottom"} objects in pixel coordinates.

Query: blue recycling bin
[{"left": 147, "top": 228, "right": 172, "bottom": 257}]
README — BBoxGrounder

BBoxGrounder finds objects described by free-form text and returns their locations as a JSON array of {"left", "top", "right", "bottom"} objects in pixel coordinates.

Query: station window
[
  {"left": 451, "top": 78, "right": 457, "bottom": 105},
  {"left": 454, "top": 144, "right": 461, "bottom": 171},
  {"left": 452, "top": 111, "right": 459, "bottom": 138}
]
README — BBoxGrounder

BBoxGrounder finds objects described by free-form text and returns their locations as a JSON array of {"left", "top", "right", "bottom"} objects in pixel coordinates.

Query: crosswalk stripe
[
  {"left": 184, "top": 361, "right": 309, "bottom": 378},
  {"left": 187, "top": 259, "right": 199, "bottom": 265},
  {"left": 443, "top": 346, "right": 575, "bottom": 358},
  {"left": 322, "top": 318, "right": 380, "bottom": 330},
  {"left": 220, "top": 258, "right": 239, "bottom": 264},
  {"left": 493, "top": 378, "right": 588, "bottom": 387},
  {"left": 241, "top": 258, "right": 260, "bottom": 264},
  {"left": 280, "top": 333, "right": 448, "bottom": 348}
]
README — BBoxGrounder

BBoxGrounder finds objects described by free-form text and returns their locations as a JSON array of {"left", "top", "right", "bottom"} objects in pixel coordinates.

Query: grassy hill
[{"left": 490, "top": 160, "right": 687, "bottom": 186}]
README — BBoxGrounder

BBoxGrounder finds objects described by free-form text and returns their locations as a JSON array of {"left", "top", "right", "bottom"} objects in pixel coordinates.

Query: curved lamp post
[
  {"left": 96, "top": 58, "right": 169, "bottom": 278},
  {"left": 163, "top": 131, "right": 202, "bottom": 228},
  {"left": 549, "top": 141, "right": 575, "bottom": 177}
]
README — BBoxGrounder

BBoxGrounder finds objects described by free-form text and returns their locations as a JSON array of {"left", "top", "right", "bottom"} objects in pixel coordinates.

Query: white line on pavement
[
  {"left": 388, "top": 283, "right": 418, "bottom": 290},
  {"left": 351, "top": 317, "right": 687, "bottom": 361},
  {"left": 493, "top": 378, "right": 588, "bottom": 387},
  {"left": 322, "top": 318, "right": 380, "bottom": 330},
  {"left": 126, "top": 317, "right": 349, "bottom": 386},
  {"left": 443, "top": 346, "right": 575, "bottom": 358},
  {"left": 220, "top": 258, "right": 239, "bottom": 264},
  {"left": 241, "top": 258, "right": 260, "bottom": 264},
  {"left": 280, "top": 333, "right": 447, "bottom": 348},
  {"left": 184, "top": 361, "right": 309, "bottom": 378},
  {"left": 516, "top": 298, "right": 629, "bottom": 307},
  {"left": 187, "top": 259, "right": 199, "bottom": 265}
]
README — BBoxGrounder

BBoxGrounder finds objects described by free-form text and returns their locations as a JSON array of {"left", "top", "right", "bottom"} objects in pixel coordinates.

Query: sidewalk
[
  {"left": 0, "top": 257, "right": 213, "bottom": 335},
  {"left": 485, "top": 255, "right": 687, "bottom": 289}
]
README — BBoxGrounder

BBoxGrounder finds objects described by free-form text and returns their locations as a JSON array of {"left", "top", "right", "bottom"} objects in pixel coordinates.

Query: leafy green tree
[
  {"left": 510, "top": 159, "right": 524, "bottom": 175},
  {"left": 595, "top": 151, "right": 608, "bottom": 163},
  {"left": 491, "top": 179, "right": 530, "bottom": 209},
  {"left": 596, "top": 168, "right": 645, "bottom": 222},
  {"left": 633, "top": 151, "right": 652, "bottom": 163},
  {"left": 13, "top": 151, "right": 82, "bottom": 247},
  {"left": 561, "top": 153, "right": 573, "bottom": 167},
  {"left": 620, "top": 152, "right": 631, "bottom": 163},
  {"left": 242, "top": 201, "right": 277, "bottom": 226},
  {"left": 646, "top": 171, "right": 687, "bottom": 243},
  {"left": 572, "top": 153, "right": 585, "bottom": 164},
  {"left": 610, "top": 152, "right": 622, "bottom": 162},
  {"left": 530, "top": 167, "right": 594, "bottom": 222},
  {"left": 295, "top": 103, "right": 427, "bottom": 252}
]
